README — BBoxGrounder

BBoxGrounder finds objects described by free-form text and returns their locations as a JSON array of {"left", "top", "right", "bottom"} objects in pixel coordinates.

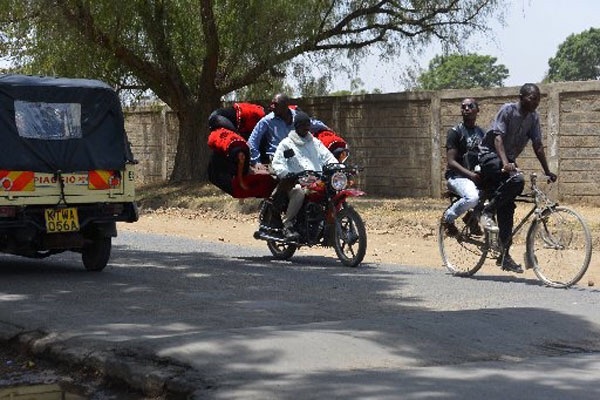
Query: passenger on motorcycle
[
  {"left": 247, "top": 93, "right": 329, "bottom": 170},
  {"left": 271, "top": 111, "right": 338, "bottom": 240},
  {"left": 207, "top": 102, "right": 275, "bottom": 197},
  {"left": 206, "top": 96, "right": 347, "bottom": 199},
  {"left": 209, "top": 102, "right": 266, "bottom": 140}
]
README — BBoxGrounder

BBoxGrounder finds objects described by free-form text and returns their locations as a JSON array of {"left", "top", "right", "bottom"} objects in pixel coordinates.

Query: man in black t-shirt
[{"left": 442, "top": 98, "right": 485, "bottom": 236}]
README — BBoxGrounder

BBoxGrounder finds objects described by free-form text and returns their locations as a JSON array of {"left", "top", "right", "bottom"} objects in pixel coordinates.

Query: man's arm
[
  {"left": 317, "top": 140, "right": 339, "bottom": 166},
  {"left": 447, "top": 147, "right": 478, "bottom": 181},
  {"left": 271, "top": 140, "right": 294, "bottom": 179},
  {"left": 532, "top": 141, "right": 557, "bottom": 181},
  {"left": 446, "top": 128, "right": 478, "bottom": 181},
  {"left": 309, "top": 118, "right": 329, "bottom": 133},
  {"left": 493, "top": 133, "right": 515, "bottom": 172},
  {"left": 247, "top": 119, "right": 268, "bottom": 165}
]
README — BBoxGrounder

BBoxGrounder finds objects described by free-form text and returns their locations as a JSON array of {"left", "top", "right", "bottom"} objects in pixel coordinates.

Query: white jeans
[{"left": 444, "top": 176, "right": 479, "bottom": 223}]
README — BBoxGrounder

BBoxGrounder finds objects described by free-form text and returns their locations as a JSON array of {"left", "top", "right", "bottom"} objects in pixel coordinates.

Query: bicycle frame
[
  {"left": 439, "top": 172, "right": 592, "bottom": 288},
  {"left": 503, "top": 173, "right": 555, "bottom": 251}
]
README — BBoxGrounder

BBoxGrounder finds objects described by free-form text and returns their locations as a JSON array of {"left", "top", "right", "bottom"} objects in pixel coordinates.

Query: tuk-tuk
[{"left": 0, "top": 74, "right": 138, "bottom": 271}]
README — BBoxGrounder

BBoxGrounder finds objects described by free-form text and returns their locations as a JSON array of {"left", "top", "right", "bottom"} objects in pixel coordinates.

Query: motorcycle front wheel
[
  {"left": 267, "top": 240, "right": 297, "bottom": 260},
  {"left": 333, "top": 205, "right": 367, "bottom": 267}
]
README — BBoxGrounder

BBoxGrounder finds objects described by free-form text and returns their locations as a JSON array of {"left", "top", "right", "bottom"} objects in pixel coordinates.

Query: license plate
[{"left": 45, "top": 207, "right": 80, "bottom": 233}]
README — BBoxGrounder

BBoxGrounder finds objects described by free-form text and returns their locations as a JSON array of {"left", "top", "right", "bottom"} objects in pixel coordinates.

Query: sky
[{"left": 332, "top": 0, "right": 600, "bottom": 93}]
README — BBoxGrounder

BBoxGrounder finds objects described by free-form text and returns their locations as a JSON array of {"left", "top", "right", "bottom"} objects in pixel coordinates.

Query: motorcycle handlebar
[
  {"left": 284, "top": 170, "right": 318, "bottom": 180},
  {"left": 281, "top": 164, "right": 363, "bottom": 181}
]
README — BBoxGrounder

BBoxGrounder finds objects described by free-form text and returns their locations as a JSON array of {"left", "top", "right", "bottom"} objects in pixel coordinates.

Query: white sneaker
[{"left": 479, "top": 213, "right": 499, "bottom": 232}]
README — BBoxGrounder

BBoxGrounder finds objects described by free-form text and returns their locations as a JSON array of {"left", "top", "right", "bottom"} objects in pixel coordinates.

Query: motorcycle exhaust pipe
[{"left": 253, "top": 229, "right": 284, "bottom": 242}]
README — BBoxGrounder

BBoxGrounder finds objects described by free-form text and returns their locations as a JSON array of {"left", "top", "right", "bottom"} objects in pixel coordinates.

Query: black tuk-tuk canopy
[{"left": 0, "top": 74, "right": 134, "bottom": 173}]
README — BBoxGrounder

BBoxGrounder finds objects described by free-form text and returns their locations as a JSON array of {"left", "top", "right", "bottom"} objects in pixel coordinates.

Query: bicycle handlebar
[{"left": 499, "top": 168, "right": 555, "bottom": 185}]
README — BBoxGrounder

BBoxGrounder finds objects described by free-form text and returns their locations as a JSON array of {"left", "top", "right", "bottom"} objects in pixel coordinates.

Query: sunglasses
[{"left": 461, "top": 103, "right": 478, "bottom": 110}]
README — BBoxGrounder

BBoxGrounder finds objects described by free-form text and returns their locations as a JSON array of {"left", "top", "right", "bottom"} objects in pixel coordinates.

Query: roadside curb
[{"left": 2, "top": 329, "right": 215, "bottom": 398}]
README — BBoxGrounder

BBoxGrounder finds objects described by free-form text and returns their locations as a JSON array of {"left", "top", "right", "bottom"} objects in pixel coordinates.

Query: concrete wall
[
  {"left": 124, "top": 106, "right": 179, "bottom": 183},
  {"left": 125, "top": 81, "right": 600, "bottom": 204}
]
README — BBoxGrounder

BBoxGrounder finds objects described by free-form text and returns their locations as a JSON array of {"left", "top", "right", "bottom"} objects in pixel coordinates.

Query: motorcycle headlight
[{"left": 330, "top": 171, "right": 348, "bottom": 191}]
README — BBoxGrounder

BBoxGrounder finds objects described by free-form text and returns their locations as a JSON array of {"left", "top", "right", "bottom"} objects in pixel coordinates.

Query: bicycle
[{"left": 438, "top": 172, "right": 592, "bottom": 288}]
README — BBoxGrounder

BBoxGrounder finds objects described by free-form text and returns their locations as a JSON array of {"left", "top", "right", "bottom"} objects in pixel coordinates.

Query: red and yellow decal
[
  {"left": 0, "top": 170, "right": 34, "bottom": 191},
  {"left": 88, "top": 170, "right": 120, "bottom": 190}
]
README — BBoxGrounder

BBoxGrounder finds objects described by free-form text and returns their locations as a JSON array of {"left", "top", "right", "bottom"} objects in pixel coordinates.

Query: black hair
[
  {"left": 461, "top": 98, "right": 479, "bottom": 111},
  {"left": 272, "top": 93, "right": 290, "bottom": 105},
  {"left": 294, "top": 111, "right": 311, "bottom": 129},
  {"left": 519, "top": 83, "right": 540, "bottom": 97}
]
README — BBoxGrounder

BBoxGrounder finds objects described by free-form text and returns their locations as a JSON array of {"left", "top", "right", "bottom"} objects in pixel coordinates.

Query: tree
[
  {"left": 0, "top": 0, "right": 506, "bottom": 182},
  {"left": 546, "top": 27, "right": 600, "bottom": 82},
  {"left": 416, "top": 53, "right": 509, "bottom": 90}
]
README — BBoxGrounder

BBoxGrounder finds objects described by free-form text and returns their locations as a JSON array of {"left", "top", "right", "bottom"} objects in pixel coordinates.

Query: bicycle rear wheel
[
  {"left": 438, "top": 213, "right": 488, "bottom": 276},
  {"left": 526, "top": 206, "right": 592, "bottom": 288}
]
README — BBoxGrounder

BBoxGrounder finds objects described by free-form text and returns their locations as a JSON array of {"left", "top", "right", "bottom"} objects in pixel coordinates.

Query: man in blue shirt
[
  {"left": 478, "top": 83, "right": 557, "bottom": 273},
  {"left": 247, "top": 93, "right": 329, "bottom": 170}
]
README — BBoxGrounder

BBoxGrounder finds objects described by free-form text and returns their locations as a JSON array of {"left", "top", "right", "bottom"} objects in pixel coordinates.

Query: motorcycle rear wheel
[
  {"left": 333, "top": 205, "right": 367, "bottom": 267},
  {"left": 267, "top": 240, "right": 297, "bottom": 260}
]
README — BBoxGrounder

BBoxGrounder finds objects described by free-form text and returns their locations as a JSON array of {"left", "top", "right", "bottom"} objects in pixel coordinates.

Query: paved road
[{"left": 1, "top": 231, "right": 600, "bottom": 399}]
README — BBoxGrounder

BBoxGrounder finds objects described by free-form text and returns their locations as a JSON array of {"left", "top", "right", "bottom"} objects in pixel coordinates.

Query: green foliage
[
  {"left": 329, "top": 90, "right": 353, "bottom": 96},
  {"left": 0, "top": 0, "right": 507, "bottom": 181},
  {"left": 0, "top": 1, "right": 507, "bottom": 99},
  {"left": 546, "top": 27, "right": 600, "bottom": 82},
  {"left": 416, "top": 53, "right": 509, "bottom": 90}
]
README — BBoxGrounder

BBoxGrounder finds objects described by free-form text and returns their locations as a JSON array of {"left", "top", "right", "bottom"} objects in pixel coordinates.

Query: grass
[
  {"left": 135, "top": 182, "right": 448, "bottom": 214},
  {"left": 134, "top": 181, "right": 450, "bottom": 239},
  {"left": 135, "top": 182, "right": 264, "bottom": 215},
  {"left": 135, "top": 180, "right": 600, "bottom": 243}
]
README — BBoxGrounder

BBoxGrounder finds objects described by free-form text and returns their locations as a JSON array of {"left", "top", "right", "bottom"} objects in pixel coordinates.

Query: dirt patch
[{"left": 120, "top": 184, "right": 600, "bottom": 288}]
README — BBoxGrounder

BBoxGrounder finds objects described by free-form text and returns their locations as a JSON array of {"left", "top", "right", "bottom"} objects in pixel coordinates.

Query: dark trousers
[
  {"left": 479, "top": 153, "right": 525, "bottom": 250},
  {"left": 207, "top": 152, "right": 234, "bottom": 195}
]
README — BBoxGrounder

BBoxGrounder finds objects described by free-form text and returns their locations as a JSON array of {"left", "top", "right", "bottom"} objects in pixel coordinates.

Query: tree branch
[
  {"left": 57, "top": 0, "right": 182, "bottom": 108},
  {"left": 221, "top": 0, "right": 499, "bottom": 92}
]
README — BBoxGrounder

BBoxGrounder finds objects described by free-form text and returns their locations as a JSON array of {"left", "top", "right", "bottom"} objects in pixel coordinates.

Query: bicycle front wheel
[
  {"left": 526, "top": 206, "right": 592, "bottom": 288},
  {"left": 438, "top": 215, "right": 488, "bottom": 277}
]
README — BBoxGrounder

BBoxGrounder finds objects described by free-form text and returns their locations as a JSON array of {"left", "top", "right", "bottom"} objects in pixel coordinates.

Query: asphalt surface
[{"left": 1, "top": 231, "right": 600, "bottom": 399}]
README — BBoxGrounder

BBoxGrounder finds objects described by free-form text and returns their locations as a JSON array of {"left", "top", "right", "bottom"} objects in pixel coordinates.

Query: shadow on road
[{"left": 0, "top": 233, "right": 599, "bottom": 399}]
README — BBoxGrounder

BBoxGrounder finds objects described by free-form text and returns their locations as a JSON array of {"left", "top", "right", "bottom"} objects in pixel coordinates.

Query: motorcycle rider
[{"left": 271, "top": 111, "right": 338, "bottom": 240}]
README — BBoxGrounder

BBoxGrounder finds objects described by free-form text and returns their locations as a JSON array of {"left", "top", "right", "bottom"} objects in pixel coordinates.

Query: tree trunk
[{"left": 169, "top": 98, "right": 220, "bottom": 182}]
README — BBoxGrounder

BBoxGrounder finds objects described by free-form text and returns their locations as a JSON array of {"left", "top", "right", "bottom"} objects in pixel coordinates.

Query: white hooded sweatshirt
[{"left": 271, "top": 130, "right": 338, "bottom": 180}]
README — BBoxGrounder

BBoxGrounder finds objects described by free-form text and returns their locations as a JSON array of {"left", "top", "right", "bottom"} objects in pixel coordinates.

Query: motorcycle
[{"left": 253, "top": 163, "right": 367, "bottom": 267}]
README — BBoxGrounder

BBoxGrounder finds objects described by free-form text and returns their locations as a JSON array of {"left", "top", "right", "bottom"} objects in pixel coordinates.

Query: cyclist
[
  {"left": 478, "top": 83, "right": 557, "bottom": 273},
  {"left": 441, "top": 98, "right": 485, "bottom": 237}
]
